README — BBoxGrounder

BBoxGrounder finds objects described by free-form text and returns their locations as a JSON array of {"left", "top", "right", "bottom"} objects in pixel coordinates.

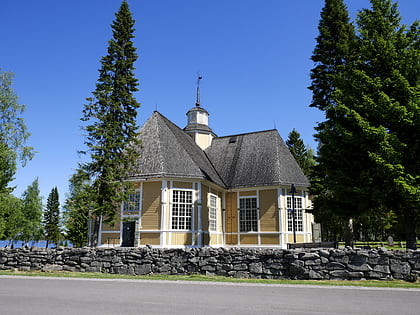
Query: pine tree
[
  {"left": 80, "top": 1, "right": 140, "bottom": 231},
  {"left": 286, "top": 129, "right": 315, "bottom": 177},
  {"left": 43, "top": 187, "right": 61, "bottom": 247},
  {"left": 20, "top": 178, "right": 43, "bottom": 243}
]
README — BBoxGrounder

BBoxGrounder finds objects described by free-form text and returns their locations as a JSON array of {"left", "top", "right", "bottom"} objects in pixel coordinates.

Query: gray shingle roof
[
  {"left": 205, "top": 130, "right": 310, "bottom": 188},
  {"left": 132, "top": 111, "right": 225, "bottom": 187},
  {"left": 133, "top": 111, "right": 309, "bottom": 189}
]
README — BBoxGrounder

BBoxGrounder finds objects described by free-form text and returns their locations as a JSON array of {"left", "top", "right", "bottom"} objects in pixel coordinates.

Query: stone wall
[{"left": 1, "top": 247, "right": 419, "bottom": 281}]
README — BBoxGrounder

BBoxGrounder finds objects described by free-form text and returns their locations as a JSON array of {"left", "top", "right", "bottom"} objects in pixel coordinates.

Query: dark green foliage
[
  {"left": 0, "top": 140, "right": 16, "bottom": 194},
  {"left": 20, "top": 178, "right": 43, "bottom": 243},
  {"left": 308, "top": 0, "right": 355, "bottom": 111},
  {"left": 63, "top": 170, "right": 94, "bottom": 247},
  {"left": 0, "top": 70, "right": 34, "bottom": 195},
  {"left": 286, "top": 129, "right": 315, "bottom": 177},
  {"left": 310, "top": 0, "right": 419, "bottom": 249},
  {"left": 0, "top": 193, "right": 23, "bottom": 240},
  {"left": 43, "top": 187, "right": 61, "bottom": 247},
  {"left": 80, "top": 1, "right": 140, "bottom": 224}
]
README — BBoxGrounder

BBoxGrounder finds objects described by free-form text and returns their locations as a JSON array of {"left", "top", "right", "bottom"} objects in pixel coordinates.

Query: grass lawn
[{"left": 0, "top": 270, "right": 419, "bottom": 289}]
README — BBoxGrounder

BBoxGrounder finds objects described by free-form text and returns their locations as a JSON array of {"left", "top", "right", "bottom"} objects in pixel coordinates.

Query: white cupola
[{"left": 183, "top": 76, "right": 216, "bottom": 150}]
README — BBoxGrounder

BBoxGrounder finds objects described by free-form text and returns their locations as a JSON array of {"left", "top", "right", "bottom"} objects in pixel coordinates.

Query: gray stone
[
  {"left": 373, "top": 265, "right": 390, "bottom": 274},
  {"left": 309, "top": 270, "right": 323, "bottom": 280},
  {"left": 326, "top": 262, "right": 346, "bottom": 270},
  {"left": 390, "top": 261, "right": 411, "bottom": 274},
  {"left": 348, "top": 263, "right": 372, "bottom": 272},
  {"left": 299, "top": 252, "right": 320, "bottom": 260},
  {"left": 42, "top": 264, "right": 63, "bottom": 272},
  {"left": 135, "top": 264, "right": 152, "bottom": 275},
  {"left": 249, "top": 262, "right": 263, "bottom": 274},
  {"left": 330, "top": 270, "right": 349, "bottom": 279}
]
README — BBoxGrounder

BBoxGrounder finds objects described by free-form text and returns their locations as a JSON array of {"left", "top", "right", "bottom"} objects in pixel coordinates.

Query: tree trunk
[
  {"left": 344, "top": 218, "right": 354, "bottom": 247},
  {"left": 405, "top": 217, "right": 417, "bottom": 250}
]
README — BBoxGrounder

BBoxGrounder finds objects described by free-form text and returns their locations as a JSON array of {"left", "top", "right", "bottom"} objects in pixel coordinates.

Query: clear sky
[{"left": 1, "top": 0, "right": 418, "bottom": 203}]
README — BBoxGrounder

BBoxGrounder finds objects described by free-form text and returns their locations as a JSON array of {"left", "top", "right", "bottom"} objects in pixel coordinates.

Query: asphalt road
[{"left": 0, "top": 276, "right": 419, "bottom": 315}]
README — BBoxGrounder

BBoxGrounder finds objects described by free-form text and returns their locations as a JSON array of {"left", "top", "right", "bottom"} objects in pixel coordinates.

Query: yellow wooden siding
[
  {"left": 170, "top": 232, "right": 192, "bottom": 245},
  {"left": 225, "top": 192, "right": 238, "bottom": 244},
  {"left": 173, "top": 181, "right": 193, "bottom": 189},
  {"left": 101, "top": 233, "right": 120, "bottom": 246},
  {"left": 240, "top": 234, "right": 258, "bottom": 244},
  {"left": 287, "top": 234, "right": 305, "bottom": 243},
  {"left": 261, "top": 234, "right": 279, "bottom": 245},
  {"left": 259, "top": 189, "right": 278, "bottom": 232},
  {"left": 209, "top": 233, "right": 223, "bottom": 245},
  {"left": 139, "top": 233, "right": 160, "bottom": 245},
  {"left": 239, "top": 190, "right": 257, "bottom": 196},
  {"left": 141, "top": 181, "right": 161, "bottom": 230}
]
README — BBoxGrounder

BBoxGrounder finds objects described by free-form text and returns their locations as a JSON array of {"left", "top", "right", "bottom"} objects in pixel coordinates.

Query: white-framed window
[
  {"left": 122, "top": 190, "right": 141, "bottom": 215},
  {"left": 209, "top": 194, "right": 218, "bottom": 231},
  {"left": 287, "top": 196, "right": 303, "bottom": 232},
  {"left": 239, "top": 197, "right": 258, "bottom": 232},
  {"left": 171, "top": 190, "right": 193, "bottom": 230}
]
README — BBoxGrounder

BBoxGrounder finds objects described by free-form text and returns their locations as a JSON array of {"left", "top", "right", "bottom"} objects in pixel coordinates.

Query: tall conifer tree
[
  {"left": 309, "top": 0, "right": 358, "bottom": 244},
  {"left": 348, "top": 0, "right": 419, "bottom": 248},
  {"left": 310, "top": 0, "right": 419, "bottom": 248},
  {"left": 43, "top": 187, "right": 61, "bottom": 247},
  {"left": 80, "top": 1, "right": 140, "bottom": 231},
  {"left": 286, "top": 129, "right": 315, "bottom": 177}
]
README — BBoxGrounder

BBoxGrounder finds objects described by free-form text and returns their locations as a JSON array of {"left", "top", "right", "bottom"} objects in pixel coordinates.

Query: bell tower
[{"left": 184, "top": 76, "right": 216, "bottom": 150}]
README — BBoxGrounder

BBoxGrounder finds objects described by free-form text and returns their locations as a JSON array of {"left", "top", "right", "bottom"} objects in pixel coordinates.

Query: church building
[{"left": 98, "top": 95, "right": 314, "bottom": 248}]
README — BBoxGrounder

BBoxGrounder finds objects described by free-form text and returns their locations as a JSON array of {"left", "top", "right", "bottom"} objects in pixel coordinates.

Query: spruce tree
[
  {"left": 310, "top": 0, "right": 419, "bottom": 249},
  {"left": 43, "top": 187, "right": 61, "bottom": 247},
  {"left": 80, "top": 1, "right": 140, "bottom": 231},
  {"left": 309, "top": 0, "right": 358, "bottom": 245},
  {"left": 349, "top": 0, "right": 419, "bottom": 249},
  {"left": 286, "top": 129, "right": 315, "bottom": 177}
]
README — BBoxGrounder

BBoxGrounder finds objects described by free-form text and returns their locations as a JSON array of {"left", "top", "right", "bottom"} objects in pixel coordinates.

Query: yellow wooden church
[{"left": 98, "top": 101, "right": 314, "bottom": 248}]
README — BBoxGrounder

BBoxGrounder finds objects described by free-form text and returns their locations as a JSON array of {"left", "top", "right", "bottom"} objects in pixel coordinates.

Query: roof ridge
[
  {"left": 154, "top": 112, "right": 166, "bottom": 174},
  {"left": 216, "top": 129, "right": 277, "bottom": 139}
]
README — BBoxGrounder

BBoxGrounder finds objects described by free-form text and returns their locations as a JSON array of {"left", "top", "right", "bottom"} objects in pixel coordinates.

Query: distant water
[{"left": 0, "top": 240, "right": 73, "bottom": 248}]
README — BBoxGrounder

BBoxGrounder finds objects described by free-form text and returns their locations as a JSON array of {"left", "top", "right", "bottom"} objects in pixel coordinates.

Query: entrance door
[{"left": 121, "top": 221, "right": 135, "bottom": 247}]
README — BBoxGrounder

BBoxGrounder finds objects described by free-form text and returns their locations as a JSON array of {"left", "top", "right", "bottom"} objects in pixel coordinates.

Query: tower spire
[{"left": 195, "top": 74, "right": 202, "bottom": 106}]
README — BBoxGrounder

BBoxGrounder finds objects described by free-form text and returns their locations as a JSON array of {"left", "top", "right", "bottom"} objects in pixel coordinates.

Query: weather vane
[{"left": 196, "top": 73, "right": 203, "bottom": 106}]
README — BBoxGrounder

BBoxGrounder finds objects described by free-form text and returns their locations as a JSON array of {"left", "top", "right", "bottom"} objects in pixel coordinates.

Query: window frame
[
  {"left": 238, "top": 196, "right": 258, "bottom": 233},
  {"left": 286, "top": 196, "right": 303, "bottom": 232},
  {"left": 122, "top": 189, "right": 142, "bottom": 217},
  {"left": 171, "top": 189, "right": 193, "bottom": 230},
  {"left": 208, "top": 193, "right": 218, "bottom": 231}
]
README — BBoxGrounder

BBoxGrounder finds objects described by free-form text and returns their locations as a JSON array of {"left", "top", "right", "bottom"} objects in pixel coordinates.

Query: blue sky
[{"left": 1, "top": 0, "right": 418, "bottom": 203}]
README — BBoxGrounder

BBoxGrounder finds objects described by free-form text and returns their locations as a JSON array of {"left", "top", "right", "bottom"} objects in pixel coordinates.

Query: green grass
[
  {"left": 0, "top": 270, "right": 419, "bottom": 289},
  {"left": 337, "top": 241, "right": 420, "bottom": 250}
]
